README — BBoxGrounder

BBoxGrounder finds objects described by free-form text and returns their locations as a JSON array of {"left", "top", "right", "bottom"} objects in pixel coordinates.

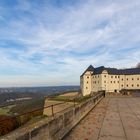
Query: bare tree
[{"left": 136, "top": 62, "right": 140, "bottom": 68}]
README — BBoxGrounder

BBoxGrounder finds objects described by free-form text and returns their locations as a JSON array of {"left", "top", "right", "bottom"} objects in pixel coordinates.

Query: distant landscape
[
  {"left": 0, "top": 86, "right": 80, "bottom": 106},
  {"left": 0, "top": 86, "right": 80, "bottom": 135}
]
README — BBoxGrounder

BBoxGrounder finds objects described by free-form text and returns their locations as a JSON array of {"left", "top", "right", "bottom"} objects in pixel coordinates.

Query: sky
[{"left": 0, "top": 0, "right": 140, "bottom": 87}]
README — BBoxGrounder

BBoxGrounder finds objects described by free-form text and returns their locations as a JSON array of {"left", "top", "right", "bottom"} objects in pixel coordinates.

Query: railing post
[
  {"left": 51, "top": 105, "right": 54, "bottom": 116},
  {"left": 74, "top": 98, "right": 76, "bottom": 107}
]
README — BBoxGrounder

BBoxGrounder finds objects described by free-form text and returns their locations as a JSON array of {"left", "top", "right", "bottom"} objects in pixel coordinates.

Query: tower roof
[
  {"left": 86, "top": 65, "right": 94, "bottom": 71},
  {"left": 81, "top": 65, "right": 94, "bottom": 77}
]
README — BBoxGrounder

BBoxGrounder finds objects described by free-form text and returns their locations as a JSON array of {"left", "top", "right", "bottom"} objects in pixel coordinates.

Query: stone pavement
[{"left": 63, "top": 97, "right": 140, "bottom": 140}]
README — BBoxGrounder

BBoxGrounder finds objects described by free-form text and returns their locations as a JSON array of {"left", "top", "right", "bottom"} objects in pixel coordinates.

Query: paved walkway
[{"left": 63, "top": 97, "right": 140, "bottom": 140}]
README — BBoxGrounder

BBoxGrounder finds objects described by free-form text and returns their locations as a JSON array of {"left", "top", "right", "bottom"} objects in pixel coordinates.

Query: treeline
[
  {"left": 0, "top": 92, "right": 45, "bottom": 106},
  {"left": 0, "top": 110, "right": 43, "bottom": 136},
  {"left": 0, "top": 98, "right": 45, "bottom": 136}
]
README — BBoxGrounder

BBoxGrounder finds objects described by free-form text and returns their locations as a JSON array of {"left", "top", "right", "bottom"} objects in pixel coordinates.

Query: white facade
[{"left": 80, "top": 66, "right": 140, "bottom": 96}]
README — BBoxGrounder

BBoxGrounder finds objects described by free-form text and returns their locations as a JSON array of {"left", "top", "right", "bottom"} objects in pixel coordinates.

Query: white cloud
[{"left": 0, "top": 0, "right": 140, "bottom": 86}]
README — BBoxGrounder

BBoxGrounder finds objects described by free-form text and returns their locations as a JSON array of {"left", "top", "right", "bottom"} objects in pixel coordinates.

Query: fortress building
[{"left": 80, "top": 65, "right": 140, "bottom": 96}]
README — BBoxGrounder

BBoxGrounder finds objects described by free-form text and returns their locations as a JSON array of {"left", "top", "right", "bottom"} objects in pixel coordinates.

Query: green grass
[
  {"left": 10, "top": 98, "right": 45, "bottom": 114},
  {"left": 50, "top": 95, "right": 92, "bottom": 103},
  {"left": 0, "top": 105, "right": 15, "bottom": 115}
]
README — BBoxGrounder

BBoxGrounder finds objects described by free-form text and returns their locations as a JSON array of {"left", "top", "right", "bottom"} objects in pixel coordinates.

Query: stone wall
[{"left": 1, "top": 93, "right": 104, "bottom": 140}]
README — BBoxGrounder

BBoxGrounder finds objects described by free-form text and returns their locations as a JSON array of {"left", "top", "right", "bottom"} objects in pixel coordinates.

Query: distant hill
[{"left": 0, "top": 86, "right": 80, "bottom": 106}]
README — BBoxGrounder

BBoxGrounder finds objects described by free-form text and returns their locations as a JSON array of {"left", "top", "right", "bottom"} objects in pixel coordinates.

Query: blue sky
[{"left": 0, "top": 0, "right": 140, "bottom": 87}]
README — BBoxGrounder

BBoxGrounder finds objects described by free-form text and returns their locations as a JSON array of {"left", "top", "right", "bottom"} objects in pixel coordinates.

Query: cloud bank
[{"left": 0, "top": 0, "right": 140, "bottom": 87}]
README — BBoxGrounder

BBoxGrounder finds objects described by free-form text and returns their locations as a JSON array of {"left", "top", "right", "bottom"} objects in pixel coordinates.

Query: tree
[{"left": 136, "top": 63, "right": 140, "bottom": 68}]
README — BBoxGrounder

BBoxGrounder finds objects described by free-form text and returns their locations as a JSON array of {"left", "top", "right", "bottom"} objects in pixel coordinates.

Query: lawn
[
  {"left": 0, "top": 105, "right": 15, "bottom": 115},
  {"left": 50, "top": 94, "right": 92, "bottom": 103}
]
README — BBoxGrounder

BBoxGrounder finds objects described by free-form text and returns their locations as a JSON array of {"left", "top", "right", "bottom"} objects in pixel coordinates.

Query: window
[
  {"left": 137, "top": 84, "right": 139, "bottom": 87},
  {"left": 111, "top": 81, "right": 112, "bottom": 83},
  {"left": 127, "top": 78, "right": 128, "bottom": 81},
  {"left": 132, "top": 78, "right": 134, "bottom": 80},
  {"left": 132, "top": 84, "right": 134, "bottom": 87},
  {"left": 87, "top": 76, "right": 89, "bottom": 78},
  {"left": 87, "top": 81, "right": 88, "bottom": 84},
  {"left": 115, "top": 76, "right": 117, "bottom": 78},
  {"left": 95, "top": 81, "right": 96, "bottom": 84},
  {"left": 98, "top": 81, "right": 99, "bottom": 83},
  {"left": 118, "top": 81, "right": 119, "bottom": 83},
  {"left": 121, "top": 85, "right": 123, "bottom": 87},
  {"left": 114, "top": 81, "right": 115, "bottom": 83},
  {"left": 104, "top": 75, "right": 106, "bottom": 78},
  {"left": 118, "top": 76, "right": 120, "bottom": 78},
  {"left": 122, "top": 79, "right": 123, "bottom": 81},
  {"left": 127, "top": 85, "right": 128, "bottom": 87},
  {"left": 86, "top": 87, "right": 88, "bottom": 89},
  {"left": 98, "top": 75, "right": 99, "bottom": 78},
  {"left": 104, "top": 81, "right": 106, "bottom": 83},
  {"left": 111, "top": 76, "right": 113, "bottom": 78},
  {"left": 137, "top": 78, "right": 139, "bottom": 80}
]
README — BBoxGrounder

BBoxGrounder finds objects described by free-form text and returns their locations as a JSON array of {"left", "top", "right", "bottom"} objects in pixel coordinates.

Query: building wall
[
  {"left": 81, "top": 71, "right": 93, "bottom": 96},
  {"left": 92, "top": 74, "right": 101, "bottom": 92},
  {"left": 124, "top": 75, "right": 140, "bottom": 89},
  {"left": 81, "top": 70, "right": 140, "bottom": 96},
  {"left": 107, "top": 74, "right": 120, "bottom": 92}
]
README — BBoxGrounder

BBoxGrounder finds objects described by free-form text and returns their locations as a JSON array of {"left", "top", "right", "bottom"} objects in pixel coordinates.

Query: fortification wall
[{"left": 1, "top": 93, "right": 103, "bottom": 140}]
